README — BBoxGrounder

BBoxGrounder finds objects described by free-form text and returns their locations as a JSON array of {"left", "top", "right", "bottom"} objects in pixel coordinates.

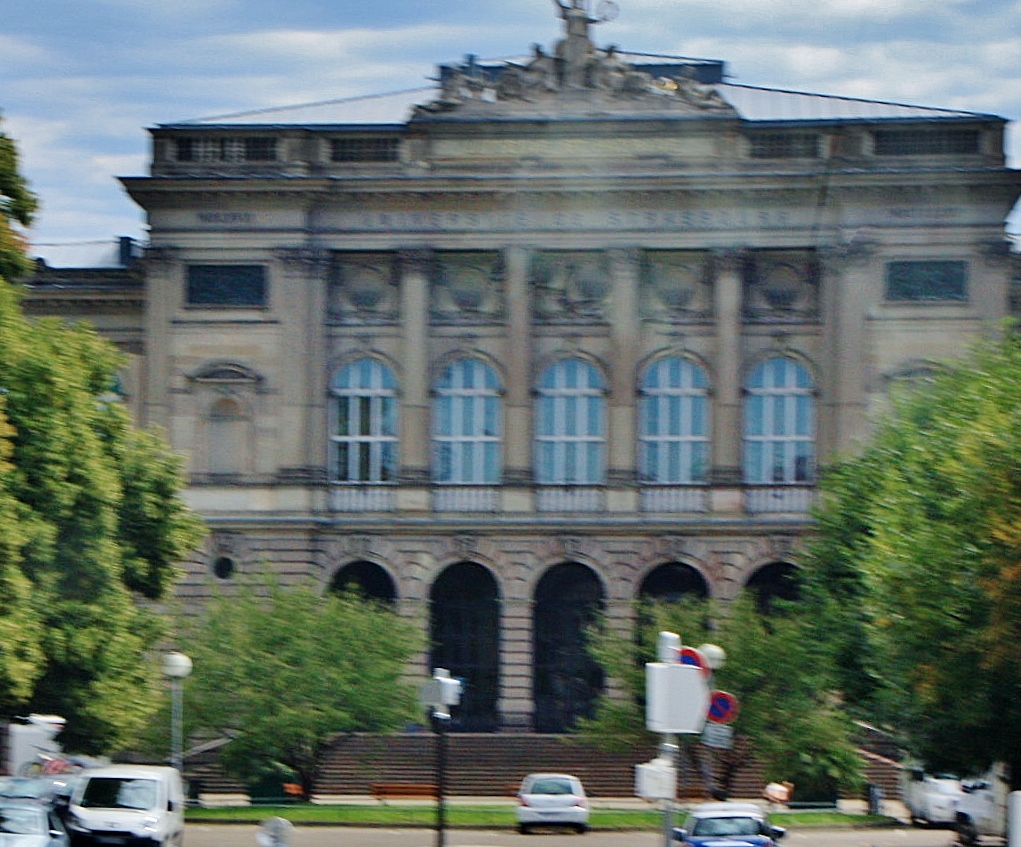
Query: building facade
[{"left": 28, "top": 3, "right": 1021, "bottom": 733}]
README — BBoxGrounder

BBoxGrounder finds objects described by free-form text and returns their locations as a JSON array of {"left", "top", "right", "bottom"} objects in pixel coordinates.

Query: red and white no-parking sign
[
  {"left": 678, "top": 646, "right": 711, "bottom": 677},
  {"left": 706, "top": 689, "right": 740, "bottom": 724}
]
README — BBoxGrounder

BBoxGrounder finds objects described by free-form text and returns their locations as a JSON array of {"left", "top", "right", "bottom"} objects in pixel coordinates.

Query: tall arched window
[
  {"left": 330, "top": 358, "right": 398, "bottom": 483},
  {"left": 743, "top": 357, "right": 815, "bottom": 484},
  {"left": 639, "top": 357, "right": 710, "bottom": 484},
  {"left": 535, "top": 359, "right": 606, "bottom": 485},
  {"left": 433, "top": 359, "right": 502, "bottom": 484}
]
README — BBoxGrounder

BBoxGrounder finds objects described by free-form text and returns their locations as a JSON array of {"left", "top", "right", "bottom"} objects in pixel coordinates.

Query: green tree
[
  {"left": 803, "top": 333, "right": 1021, "bottom": 786},
  {"left": 0, "top": 122, "right": 205, "bottom": 752},
  {"left": 181, "top": 581, "right": 422, "bottom": 796},
  {"left": 0, "top": 112, "right": 37, "bottom": 280},
  {"left": 579, "top": 596, "right": 863, "bottom": 800}
]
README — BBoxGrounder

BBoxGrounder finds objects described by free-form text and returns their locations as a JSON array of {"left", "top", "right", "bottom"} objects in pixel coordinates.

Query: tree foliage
[
  {"left": 180, "top": 581, "right": 422, "bottom": 796},
  {"left": 803, "top": 333, "right": 1021, "bottom": 785},
  {"left": 579, "top": 596, "right": 864, "bottom": 800},
  {"left": 0, "top": 124, "right": 204, "bottom": 751},
  {"left": 0, "top": 113, "right": 37, "bottom": 280}
]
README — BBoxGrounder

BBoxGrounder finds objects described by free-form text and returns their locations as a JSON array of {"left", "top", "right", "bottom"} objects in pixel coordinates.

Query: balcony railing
[
  {"left": 536, "top": 487, "right": 605, "bottom": 513},
  {"left": 330, "top": 486, "right": 396, "bottom": 512},
  {"left": 432, "top": 486, "right": 500, "bottom": 512},
  {"left": 744, "top": 485, "right": 815, "bottom": 515},
  {"left": 640, "top": 486, "right": 710, "bottom": 513}
]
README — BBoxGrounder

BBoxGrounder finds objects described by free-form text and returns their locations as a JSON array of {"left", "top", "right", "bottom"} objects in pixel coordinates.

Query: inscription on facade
[{"left": 196, "top": 211, "right": 257, "bottom": 225}]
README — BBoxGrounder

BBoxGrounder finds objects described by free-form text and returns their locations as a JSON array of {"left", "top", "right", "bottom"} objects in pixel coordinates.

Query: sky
[{"left": 2, "top": 0, "right": 1021, "bottom": 258}]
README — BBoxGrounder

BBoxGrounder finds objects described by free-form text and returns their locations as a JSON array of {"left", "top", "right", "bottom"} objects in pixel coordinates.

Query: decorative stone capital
[
  {"left": 274, "top": 246, "right": 330, "bottom": 277},
  {"left": 397, "top": 248, "right": 434, "bottom": 275},
  {"left": 709, "top": 466, "right": 742, "bottom": 486},
  {"left": 140, "top": 245, "right": 179, "bottom": 273},
  {"left": 503, "top": 469, "right": 534, "bottom": 486},
  {"left": 607, "top": 247, "right": 643, "bottom": 270},
  {"left": 400, "top": 467, "right": 431, "bottom": 486},
  {"left": 819, "top": 238, "right": 878, "bottom": 271},
  {"left": 711, "top": 248, "right": 748, "bottom": 275}
]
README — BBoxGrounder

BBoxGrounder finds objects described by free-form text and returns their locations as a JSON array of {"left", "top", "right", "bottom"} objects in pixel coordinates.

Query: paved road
[{"left": 184, "top": 824, "right": 964, "bottom": 847}]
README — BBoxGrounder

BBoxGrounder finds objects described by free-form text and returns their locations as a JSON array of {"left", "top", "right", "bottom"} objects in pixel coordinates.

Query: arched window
[
  {"left": 746, "top": 562, "right": 801, "bottom": 613},
  {"left": 330, "top": 561, "right": 397, "bottom": 605},
  {"left": 535, "top": 359, "right": 605, "bottom": 485},
  {"left": 639, "top": 357, "right": 710, "bottom": 484},
  {"left": 330, "top": 359, "right": 398, "bottom": 483},
  {"left": 433, "top": 359, "right": 502, "bottom": 484},
  {"left": 744, "top": 357, "right": 815, "bottom": 484}
]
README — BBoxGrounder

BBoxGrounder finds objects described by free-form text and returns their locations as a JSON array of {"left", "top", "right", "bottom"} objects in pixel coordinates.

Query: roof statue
[{"left": 416, "top": 0, "right": 736, "bottom": 118}]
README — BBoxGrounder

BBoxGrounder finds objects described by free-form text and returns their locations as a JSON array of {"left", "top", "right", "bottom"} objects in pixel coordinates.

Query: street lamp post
[
  {"left": 420, "top": 669, "right": 462, "bottom": 847},
  {"left": 162, "top": 651, "right": 193, "bottom": 772}
]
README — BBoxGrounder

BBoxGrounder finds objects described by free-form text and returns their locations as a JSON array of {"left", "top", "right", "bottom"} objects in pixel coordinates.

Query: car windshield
[
  {"left": 0, "top": 806, "right": 47, "bottom": 835},
  {"left": 527, "top": 778, "right": 575, "bottom": 795},
  {"left": 692, "top": 816, "right": 764, "bottom": 836},
  {"left": 80, "top": 777, "right": 158, "bottom": 810}
]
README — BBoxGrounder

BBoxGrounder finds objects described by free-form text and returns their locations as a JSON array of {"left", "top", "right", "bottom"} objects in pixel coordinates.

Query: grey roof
[{"left": 169, "top": 71, "right": 998, "bottom": 129}]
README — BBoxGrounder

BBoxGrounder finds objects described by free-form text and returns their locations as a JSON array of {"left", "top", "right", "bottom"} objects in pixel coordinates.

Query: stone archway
[
  {"left": 639, "top": 562, "right": 709, "bottom": 602},
  {"left": 329, "top": 560, "right": 397, "bottom": 605},
  {"left": 746, "top": 561, "right": 801, "bottom": 613},
  {"left": 533, "top": 562, "right": 605, "bottom": 733},
  {"left": 430, "top": 562, "right": 501, "bottom": 732}
]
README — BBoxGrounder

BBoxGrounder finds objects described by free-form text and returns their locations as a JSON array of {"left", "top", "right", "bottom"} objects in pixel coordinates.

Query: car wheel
[
  {"left": 518, "top": 825, "right": 530, "bottom": 835},
  {"left": 956, "top": 815, "right": 979, "bottom": 847},
  {"left": 574, "top": 824, "right": 587, "bottom": 834}
]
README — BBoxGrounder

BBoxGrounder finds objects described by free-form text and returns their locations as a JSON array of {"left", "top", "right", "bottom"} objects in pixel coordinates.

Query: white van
[{"left": 65, "top": 765, "right": 185, "bottom": 847}]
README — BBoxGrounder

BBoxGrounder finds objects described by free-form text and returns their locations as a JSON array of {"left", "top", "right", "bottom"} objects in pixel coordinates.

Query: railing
[
  {"left": 640, "top": 486, "right": 710, "bottom": 513},
  {"left": 744, "top": 485, "right": 815, "bottom": 515},
  {"left": 330, "top": 486, "right": 396, "bottom": 512},
  {"left": 535, "top": 487, "right": 605, "bottom": 513},
  {"left": 432, "top": 487, "right": 500, "bottom": 512}
]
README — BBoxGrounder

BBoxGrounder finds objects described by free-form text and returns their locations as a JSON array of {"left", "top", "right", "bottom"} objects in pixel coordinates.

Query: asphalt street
[{"left": 183, "top": 824, "right": 965, "bottom": 847}]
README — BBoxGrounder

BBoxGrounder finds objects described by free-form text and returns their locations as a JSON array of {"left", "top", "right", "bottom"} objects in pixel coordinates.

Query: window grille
[
  {"left": 638, "top": 357, "right": 710, "bottom": 484},
  {"left": 885, "top": 260, "right": 968, "bottom": 302},
  {"left": 743, "top": 357, "right": 815, "bottom": 485},
  {"left": 330, "top": 137, "right": 401, "bottom": 163},
  {"left": 174, "top": 136, "right": 278, "bottom": 162},
  {"left": 433, "top": 359, "right": 502, "bottom": 484},
  {"left": 330, "top": 359, "right": 399, "bottom": 484},
  {"left": 186, "top": 265, "right": 266, "bottom": 307},
  {"left": 873, "top": 129, "right": 980, "bottom": 156},
  {"left": 535, "top": 359, "right": 606, "bottom": 485},
  {"left": 748, "top": 133, "right": 820, "bottom": 159}
]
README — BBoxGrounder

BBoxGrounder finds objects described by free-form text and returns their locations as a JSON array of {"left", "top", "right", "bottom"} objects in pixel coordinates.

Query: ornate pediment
[{"left": 414, "top": 1, "right": 735, "bottom": 120}]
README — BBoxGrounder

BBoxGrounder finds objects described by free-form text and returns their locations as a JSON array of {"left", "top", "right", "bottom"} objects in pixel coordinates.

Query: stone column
[
  {"left": 607, "top": 248, "right": 640, "bottom": 508},
  {"left": 139, "top": 247, "right": 178, "bottom": 433},
  {"left": 398, "top": 249, "right": 432, "bottom": 491},
  {"left": 503, "top": 247, "right": 533, "bottom": 497},
  {"left": 274, "top": 247, "right": 330, "bottom": 485},
  {"left": 710, "top": 249, "right": 745, "bottom": 489},
  {"left": 820, "top": 242, "right": 875, "bottom": 456}
]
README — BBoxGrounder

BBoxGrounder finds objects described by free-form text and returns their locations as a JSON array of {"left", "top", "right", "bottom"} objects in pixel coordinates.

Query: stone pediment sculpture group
[{"left": 429, "top": 0, "right": 730, "bottom": 112}]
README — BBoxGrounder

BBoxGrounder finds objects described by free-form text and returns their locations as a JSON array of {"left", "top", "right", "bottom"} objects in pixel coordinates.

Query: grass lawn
[{"left": 185, "top": 804, "right": 892, "bottom": 830}]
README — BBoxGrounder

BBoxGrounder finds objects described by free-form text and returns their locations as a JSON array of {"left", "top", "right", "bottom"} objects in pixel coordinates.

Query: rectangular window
[
  {"left": 174, "top": 137, "right": 278, "bottom": 162},
  {"left": 186, "top": 265, "right": 267, "bottom": 307},
  {"left": 873, "top": 129, "right": 981, "bottom": 156},
  {"left": 748, "top": 133, "right": 820, "bottom": 159},
  {"left": 885, "top": 261, "right": 968, "bottom": 302},
  {"left": 330, "top": 137, "right": 401, "bottom": 163}
]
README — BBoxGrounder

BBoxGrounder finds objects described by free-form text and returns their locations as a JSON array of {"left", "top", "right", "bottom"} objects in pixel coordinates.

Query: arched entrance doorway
[
  {"left": 533, "top": 562, "right": 605, "bottom": 733},
  {"left": 329, "top": 560, "right": 397, "bottom": 605},
  {"left": 430, "top": 562, "right": 501, "bottom": 732}
]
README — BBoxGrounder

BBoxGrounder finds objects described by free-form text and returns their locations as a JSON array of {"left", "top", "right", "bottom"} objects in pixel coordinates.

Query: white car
[
  {"left": 515, "top": 773, "right": 589, "bottom": 834},
  {"left": 901, "top": 768, "right": 962, "bottom": 826}
]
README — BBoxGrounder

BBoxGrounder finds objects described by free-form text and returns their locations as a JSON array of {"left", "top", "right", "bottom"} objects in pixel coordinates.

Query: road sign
[
  {"left": 701, "top": 722, "right": 734, "bottom": 749},
  {"left": 678, "top": 646, "right": 710, "bottom": 677},
  {"left": 706, "top": 689, "right": 739, "bottom": 725}
]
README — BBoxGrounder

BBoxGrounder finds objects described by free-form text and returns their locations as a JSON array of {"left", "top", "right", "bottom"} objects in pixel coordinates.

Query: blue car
[{"left": 674, "top": 802, "right": 786, "bottom": 847}]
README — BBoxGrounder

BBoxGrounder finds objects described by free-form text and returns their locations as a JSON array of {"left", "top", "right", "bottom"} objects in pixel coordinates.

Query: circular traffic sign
[
  {"left": 706, "top": 689, "right": 740, "bottom": 724},
  {"left": 678, "top": 646, "right": 710, "bottom": 677}
]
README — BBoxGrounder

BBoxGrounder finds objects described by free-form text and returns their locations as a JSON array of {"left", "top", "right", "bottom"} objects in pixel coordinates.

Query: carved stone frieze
[
  {"left": 431, "top": 251, "right": 506, "bottom": 324},
  {"left": 330, "top": 253, "right": 398, "bottom": 324},
  {"left": 531, "top": 250, "right": 610, "bottom": 323}
]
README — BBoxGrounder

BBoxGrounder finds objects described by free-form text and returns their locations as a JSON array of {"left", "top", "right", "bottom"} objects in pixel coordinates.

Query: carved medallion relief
[
  {"left": 641, "top": 250, "right": 711, "bottom": 321},
  {"left": 743, "top": 250, "right": 819, "bottom": 322},
  {"left": 531, "top": 251, "right": 610, "bottom": 323},
  {"left": 431, "top": 251, "right": 505, "bottom": 323},
  {"left": 330, "top": 253, "right": 398, "bottom": 324}
]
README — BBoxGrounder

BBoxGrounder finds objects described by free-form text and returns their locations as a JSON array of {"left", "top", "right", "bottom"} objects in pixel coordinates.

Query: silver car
[
  {"left": 0, "top": 801, "right": 69, "bottom": 847},
  {"left": 516, "top": 773, "right": 589, "bottom": 834}
]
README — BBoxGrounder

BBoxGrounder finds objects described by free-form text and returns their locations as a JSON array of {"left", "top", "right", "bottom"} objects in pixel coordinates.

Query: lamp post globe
[
  {"left": 697, "top": 643, "right": 726, "bottom": 671},
  {"left": 162, "top": 651, "right": 193, "bottom": 679}
]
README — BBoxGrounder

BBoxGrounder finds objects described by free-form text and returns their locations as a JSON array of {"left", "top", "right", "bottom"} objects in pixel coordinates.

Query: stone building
[{"left": 26, "top": 1, "right": 1021, "bottom": 733}]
